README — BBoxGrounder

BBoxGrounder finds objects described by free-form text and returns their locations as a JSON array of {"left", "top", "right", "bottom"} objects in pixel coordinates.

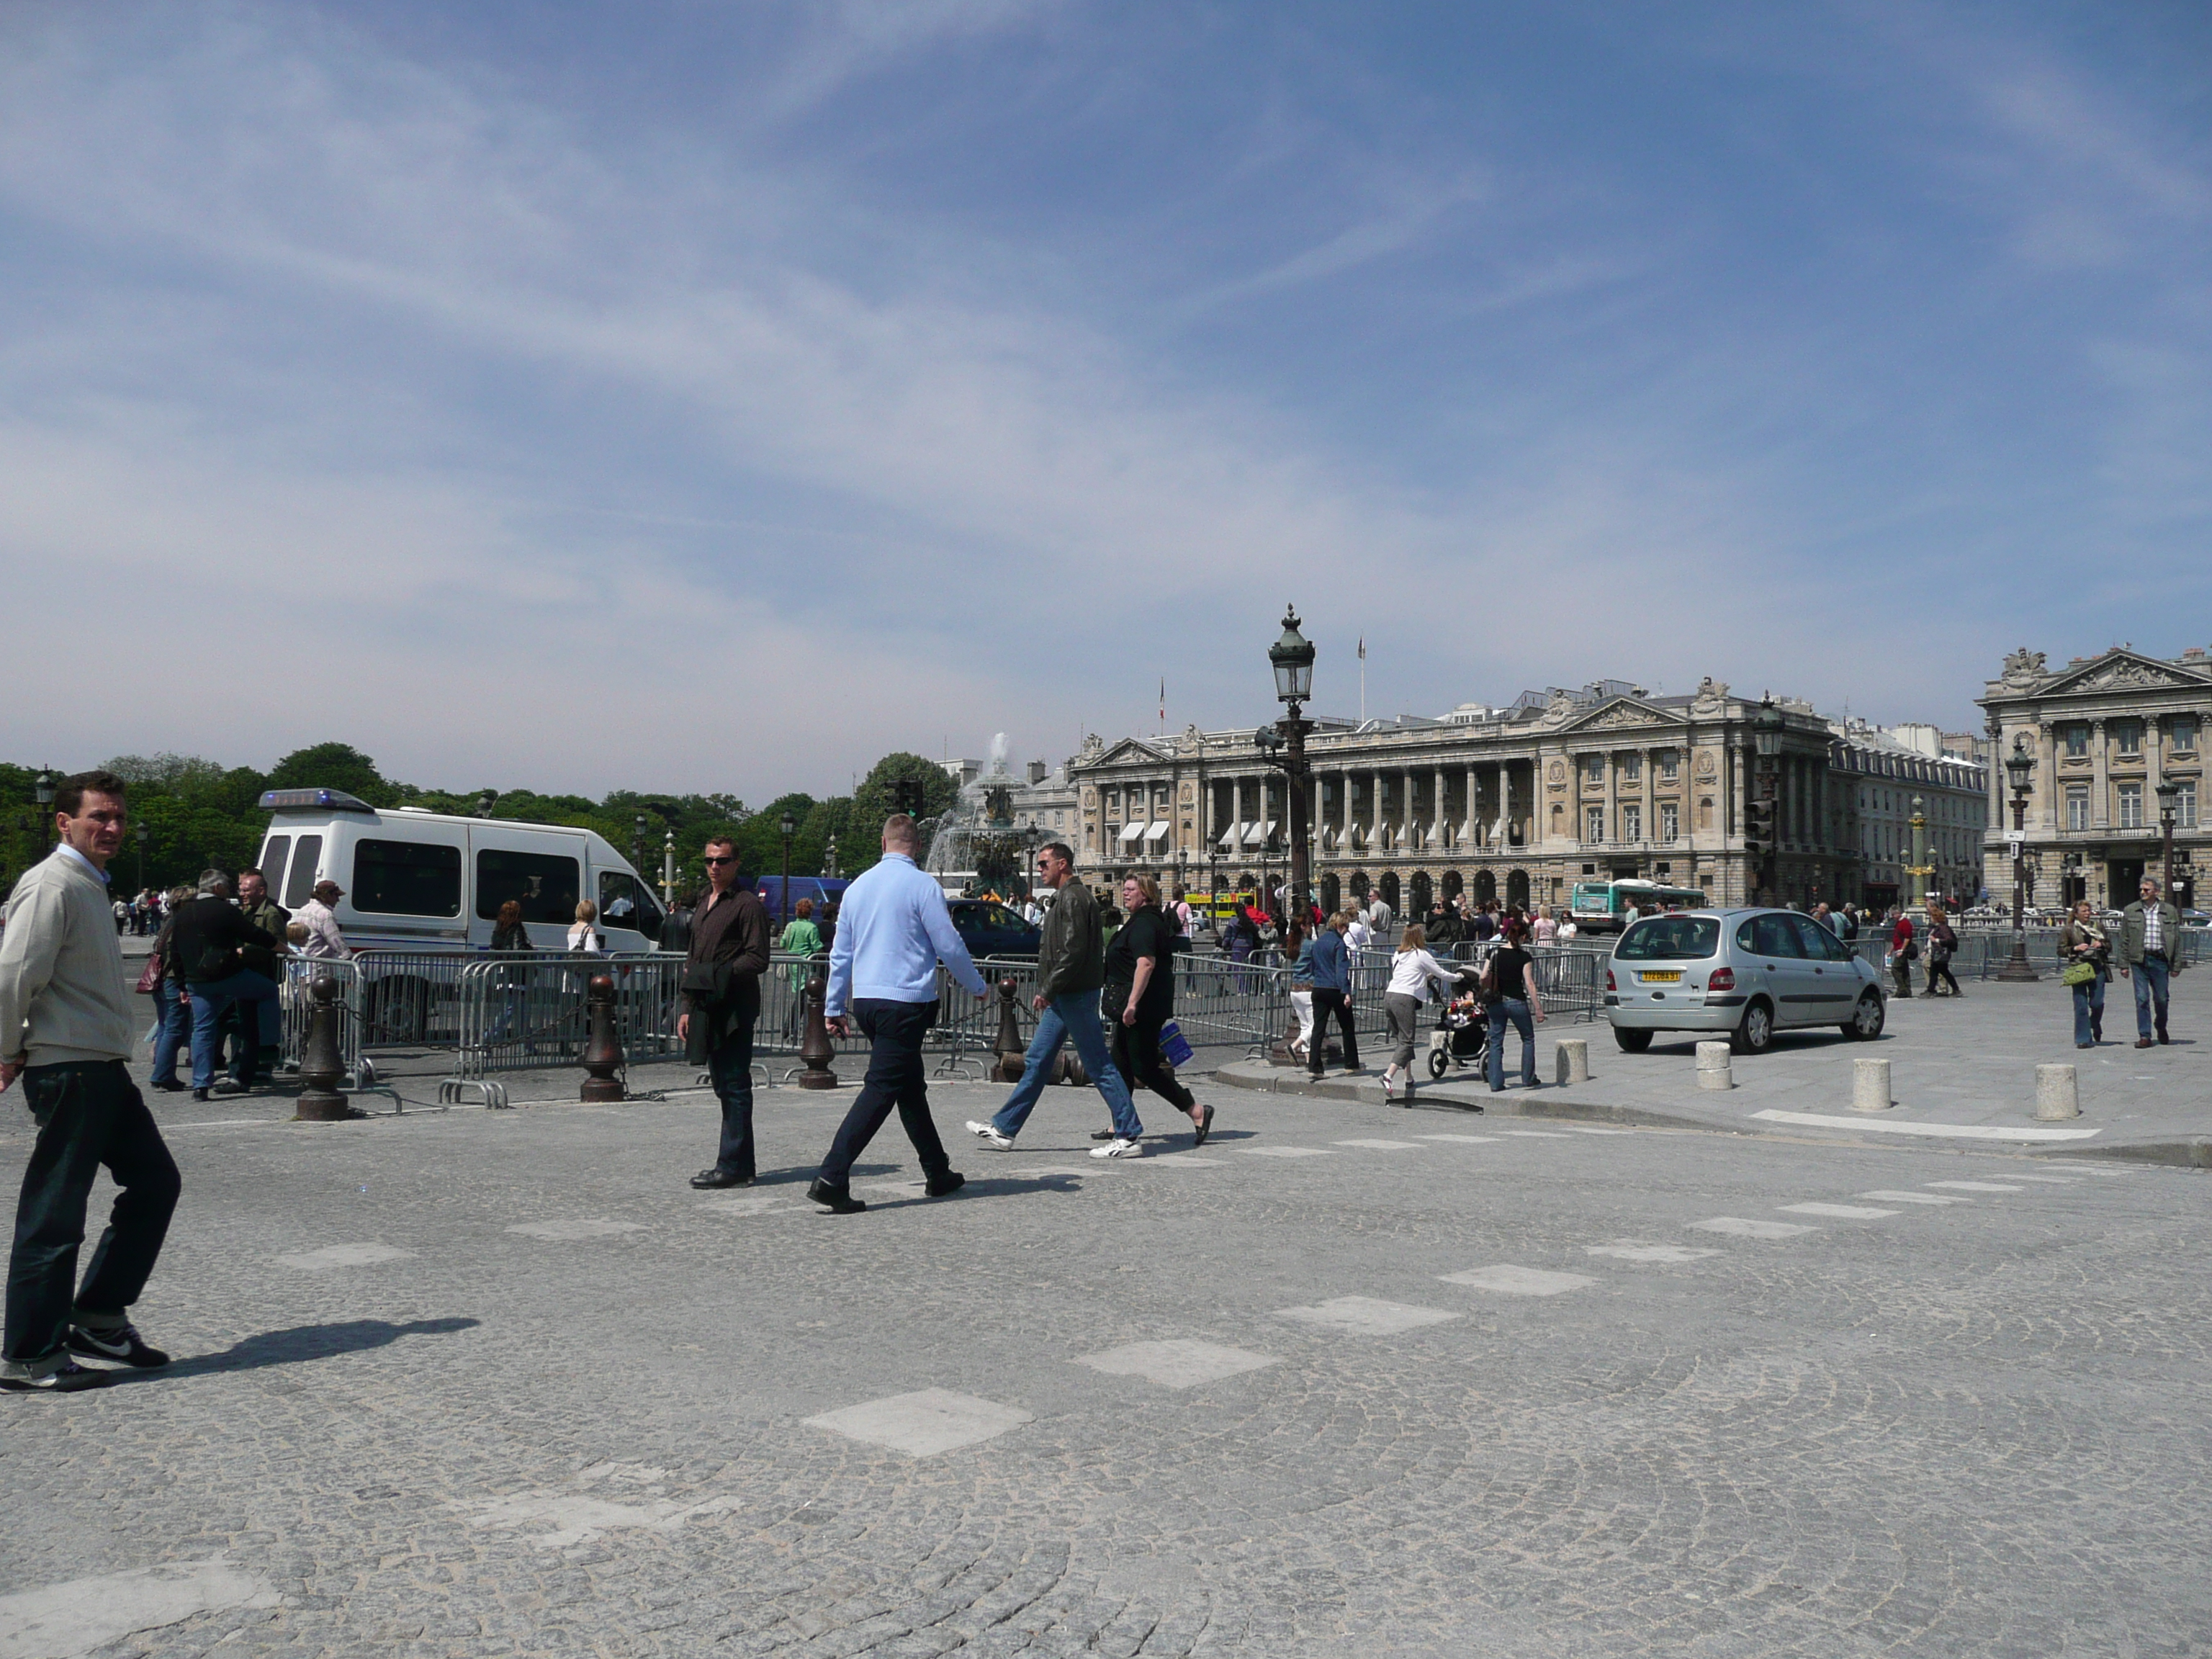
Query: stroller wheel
[{"left": 1427, "top": 1048, "right": 1449, "bottom": 1081}]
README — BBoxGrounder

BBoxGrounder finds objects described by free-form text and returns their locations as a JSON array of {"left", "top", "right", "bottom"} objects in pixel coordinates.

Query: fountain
[{"left": 923, "top": 733, "right": 1035, "bottom": 896}]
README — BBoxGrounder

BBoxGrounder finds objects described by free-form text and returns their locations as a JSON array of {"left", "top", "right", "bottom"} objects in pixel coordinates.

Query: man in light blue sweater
[{"left": 808, "top": 814, "right": 990, "bottom": 1213}]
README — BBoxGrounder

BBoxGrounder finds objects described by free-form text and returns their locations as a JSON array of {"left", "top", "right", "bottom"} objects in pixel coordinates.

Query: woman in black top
[
  {"left": 1105, "top": 874, "right": 1213, "bottom": 1145},
  {"left": 490, "top": 899, "right": 531, "bottom": 952},
  {"left": 1483, "top": 917, "right": 1547, "bottom": 1092}
]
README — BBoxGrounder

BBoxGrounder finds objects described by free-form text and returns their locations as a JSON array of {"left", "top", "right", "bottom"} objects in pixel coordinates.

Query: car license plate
[{"left": 1640, "top": 970, "right": 1682, "bottom": 984}]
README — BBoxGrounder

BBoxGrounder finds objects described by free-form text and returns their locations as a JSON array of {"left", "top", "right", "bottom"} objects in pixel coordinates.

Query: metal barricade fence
[
  {"left": 441, "top": 953, "right": 688, "bottom": 1106},
  {"left": 277, "top": 956, "right": 368, "bottom": 1087}
]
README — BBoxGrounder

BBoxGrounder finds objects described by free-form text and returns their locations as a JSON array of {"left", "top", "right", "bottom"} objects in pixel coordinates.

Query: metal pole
[
  {"left": 780, "top": 829, "right": 791, "bottom": 927},
  {"left": 1997, "top": 787, "right": 2038, "bottom": 981},
  {"left": 1286, "top": 709, "right": 1310, "bottom": 927},
  {"left": 2163, "top": 809, "right": 2176, "bottom": 898}
]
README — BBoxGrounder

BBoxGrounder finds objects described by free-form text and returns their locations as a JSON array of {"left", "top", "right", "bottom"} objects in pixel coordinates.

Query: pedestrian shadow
[
  {"left": 866, "top": 1173, "right": 1087, "bottom": 1209},
  {"left": 110, "top": 1316, "right": 480, "bottom": 1384},
  {"left": 750, "top": 1163, "right": 899, "bottom": 1186}
]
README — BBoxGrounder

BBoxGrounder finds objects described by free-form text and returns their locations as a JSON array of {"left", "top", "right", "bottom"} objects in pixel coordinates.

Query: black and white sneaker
[
  {"left": 966, "top": 1120, "right": 1015, "bottom": 1151},
  {"left": 1089, "top": 1137, "right": 1143, "bottom": 1159},
  {"left": 67, "top": 1322, "right": 171, "bottom": 1369},
  {"left": 1, "top": 1359, "right": 111, "bottom": 1392}
]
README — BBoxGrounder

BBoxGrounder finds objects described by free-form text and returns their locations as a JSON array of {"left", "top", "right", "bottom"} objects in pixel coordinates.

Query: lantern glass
[
  {"left": 779, "top": 811, "right": 796, "bottom": 837},
  {"left": 2004, "top": 737, "right": 2035, "bottom": 793},
  {"left": 1267, "top": 606, "right": 1315, "bottom": 705}
]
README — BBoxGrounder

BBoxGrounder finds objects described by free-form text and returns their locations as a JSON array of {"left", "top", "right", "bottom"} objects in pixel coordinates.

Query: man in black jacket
[
  {"left": 678, "top": 841, "right": 771, "bottom": 1188},
  {"left": 171, "top": 871, "right": 282, "bottom": 1101}
]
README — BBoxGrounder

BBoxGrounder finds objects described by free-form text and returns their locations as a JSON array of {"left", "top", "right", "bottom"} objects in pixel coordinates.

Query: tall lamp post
[
  {"left": 824, "top": 831, "right": 840, "bottom": 881},
  {"left": 1905, "top": 796, "right": 1933, "bottom": 914},
  {"left": 633, "top": 812, "right": 648, "bottom": 876},
  {"left": 1997, "top": 737, "right": 2039, "bottom": 982},
  {"left": 661, "top": 829, "right": 675, "bottom": 906},
  {"left": 133, "top": 821, "right": 148, "bottom": 893},
  {"left": 1751, "top": 701, "right": 1784, "bottom": 904},
  {"left": 2157, "top": 778, "right": 2180, "bottom": 899},
  {"left": 778, "top": 809, "right": 796, "bottom": 926},
  {"left": 34, "top": 768, "right": 55, "bottom": 855},
  {"left": 1255, "top": 606, "right": 1316, "bottom": 922}
]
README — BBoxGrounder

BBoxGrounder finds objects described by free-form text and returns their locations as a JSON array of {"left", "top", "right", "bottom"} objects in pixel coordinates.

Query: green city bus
[{"left": 1568, "top": 878, "right": 1708, "bottom": 934}]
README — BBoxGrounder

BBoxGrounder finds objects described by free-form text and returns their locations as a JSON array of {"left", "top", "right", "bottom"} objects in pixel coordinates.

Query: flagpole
[{"left": 1358, "top": 637, "right": 1367, "bottom": 724}]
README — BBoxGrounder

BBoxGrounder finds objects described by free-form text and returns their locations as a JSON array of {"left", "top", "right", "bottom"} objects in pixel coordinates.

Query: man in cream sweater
[{"left": 0, "top": 770, "right": 180, "bottom": 1392}]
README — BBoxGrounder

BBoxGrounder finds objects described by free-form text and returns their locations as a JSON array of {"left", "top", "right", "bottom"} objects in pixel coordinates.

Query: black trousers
[
  {"left": 1110, "top": 1004, "right": 1195, "bottom": 1112},
  {"left": 817, "top": 999, "right": 953, "bottom": 1189},
  {"left": 5, "top": 1061, "right": 181, "bottom": 1364},
  {"left": 1927, "top": 958, "right": 1961, "bottom": 995},
  {"left": 705, "top": 1021, "right": 757, "bottom": 1179},
  {"left": 1309, "top": 988, "right": 1359, "bottom": 1075}
]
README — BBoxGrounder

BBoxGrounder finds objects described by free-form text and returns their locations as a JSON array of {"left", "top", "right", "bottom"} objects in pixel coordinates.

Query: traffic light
[
  {"left": 1743, "top": 797, "right": 1776, "bottom": 857},
  {"left": 894, "top": 778, "right": 927, "bottom": 819}
]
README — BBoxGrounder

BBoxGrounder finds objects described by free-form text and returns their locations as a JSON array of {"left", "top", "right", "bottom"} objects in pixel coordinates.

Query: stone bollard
[
  {"left": 796, "top": 958, "right": 840, "bottom": 1089},
  {"left": 1555, "top": 1038, "right": 1590, "bottom": 1086},
  {"left": 579, "top": 974, "right": 625, "bottom": 1102},
  {"left": 1852, "top": 1056, "right": 1893, "bottom": 1112},
  {"left": 2034, "top": 1063, "right": 2080, "bottom": 1120},
  {"left": 1695, "top": 1040, "right": 1733, "bottom": 1090},
  {"left": 994, "top": 978, "right": 1026, "bottom": 1083},
  {"left": 293, "top": 976, "right": 354, "bottom": 1122}
]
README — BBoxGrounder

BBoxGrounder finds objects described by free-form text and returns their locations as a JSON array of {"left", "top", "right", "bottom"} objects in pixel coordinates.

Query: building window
[
  {"left": 2179, "top": 782, "right": 2199, "bottom": 829},
  {"left": 1660, "top": 801, "right": 1678, "bottom": 840},
  {"left": 1622, "top": 754, "right": 1642, "bottom": 783},
  {"left": 2118, "top": 783, "right": 2143, "bottom": 830},
  {"left": 1660, "top": 751, "right": 1679, "bottom": 781},
  {"left": 2064, "top": 726, "right": 2088, "bottom": 757},
  {"left": 1582, "top": 755, "right": 1604, "bottom": 784},
  {"left": 1585, "top": 805, "right": 1604, "bottom": 842},
  {"left": 1622, "top": 804, "right": 1642, "bottom": 841},
  {"left": 2172, "top": 718, "right": 2198, "bottom": 754},
  {"left": 2116, "top": 723, "right": 2142, "bottom": 757},
  {"left": 2066, "top": 786, "right": 2089, "bottom": 832}
]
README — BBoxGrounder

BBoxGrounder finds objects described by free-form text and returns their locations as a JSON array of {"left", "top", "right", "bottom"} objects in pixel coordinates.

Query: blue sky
[{"left": 2, "top": 1, "right": 2207, "bottom": 799}]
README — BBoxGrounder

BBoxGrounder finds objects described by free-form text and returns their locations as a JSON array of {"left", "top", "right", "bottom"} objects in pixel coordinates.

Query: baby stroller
[{"left": 1426, "top": 965, "right": 1491, "bottom": 1079}]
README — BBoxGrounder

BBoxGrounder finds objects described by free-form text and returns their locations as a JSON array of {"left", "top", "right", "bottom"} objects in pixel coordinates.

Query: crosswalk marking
[
  {"left": 1075, "top": 1339, "right": 1280, "bottom": 1389},
  {"left": 1927, "top": 1181, "right": 2024, "bottom": 1193},
  {"left": 1496, "top": 1130, "right": 1572, "bottom": 1138},
  {"left": 1416, "top": 1134, "right": 1498, "bottom": 1144},
  {"left": 506, "top": 1219, "right": 645, "bottom": 1241},
  {"left": 1690, "top": 1217, "right": 1817, "bottom": 1239},
  {"left": 1274, "top": 1296, "right": 1460, "bottom": 1334},
  {"left": 1437, "top": 1264, "right": 1596, "bottom": 1296},
  {"left": 276, "top": 1242, "right": 412, "bottom": 1270},
  {"left": 1333, "top": 1138, "right": 1422, "bottom": 1150},
  {"left": 1777, "top": 1202, "right": 1899, "bottom": 1219},
  {"left": 804, "top": 1389, "right": 1033, "bottom": 1457},
  {"left": 1856, "top": 1190, "right": 1969, "bottom": 1205},
  {"left": 1237, "top": 1146, "right": 1334, "bottom": 1159},
  {"left": 2005, "top": 1174, "right": 2080, "bottom": 1184},
  {"left": 1586, "top": 1241, "right": 1720, "bottom": 1263}
]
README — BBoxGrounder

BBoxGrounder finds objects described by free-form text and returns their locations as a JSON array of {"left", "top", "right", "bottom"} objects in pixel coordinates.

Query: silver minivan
[{"left": 1604, "top": 908, "right": 1886, "bottom": 1055}]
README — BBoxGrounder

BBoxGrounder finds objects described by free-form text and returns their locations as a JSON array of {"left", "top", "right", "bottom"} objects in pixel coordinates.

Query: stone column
[
  {"left": 1466, "top": 763, "right": 1480, "bottom": 848},
  {"left": 1503, "top": 761, "right": 1518, "bottom": 846},
  {"left": 1343, "top": 770, "right": 1356, "bottom": 851},
  {"left": 1371, "top": 770, "right": 1385, "bottom": 852},
  {"left": 1604, "top": 752, "right": 1618, "bottom": 850},
  {"left": 1434, "top": 764, "right": 1447, "bottom": 850},
  {"left": 1644, "top": 748, "right": 1657, "bottom": 850},
  {"left": 1230, "top": 776, "right": 1244, "bottom": 857},
  {"left": 2092, "top": 719, "right": 2108, "bottom": 827}
]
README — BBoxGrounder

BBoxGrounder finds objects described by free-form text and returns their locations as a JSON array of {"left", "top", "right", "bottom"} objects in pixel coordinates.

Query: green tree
[
  {"left": 849, "top": 752, "right": 961, "bottom": 871},
  {"left": 266, "top": 742, "right": 397, "bottom": 806}
]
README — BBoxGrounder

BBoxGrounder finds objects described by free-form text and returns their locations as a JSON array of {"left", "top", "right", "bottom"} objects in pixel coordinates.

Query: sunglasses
[{"left": 704, "top": 856, "right": 737, "bottom": 866}]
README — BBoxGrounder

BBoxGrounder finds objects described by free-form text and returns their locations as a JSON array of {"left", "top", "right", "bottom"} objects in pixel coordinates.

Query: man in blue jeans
[
  {"left": 968, "top": 841, "right": 1145, "bottom": 1159},
  {"left": 809, "top": 815, "right": 991, "bottom": 1214},
  {"left": 2118, "top": 875, "right": 2183, "bottom": 1048},
  {"left": 170, "top": 871, "right": 284, "bottom": 1101}
]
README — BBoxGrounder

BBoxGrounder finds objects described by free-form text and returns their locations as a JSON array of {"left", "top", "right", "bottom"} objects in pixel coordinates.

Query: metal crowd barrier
[
  {"left": 439, "top": 953, "right": 687, "bottom": 1108},
  {"left": 277, "top": 957, "right": 369, "bottom": 1089}
]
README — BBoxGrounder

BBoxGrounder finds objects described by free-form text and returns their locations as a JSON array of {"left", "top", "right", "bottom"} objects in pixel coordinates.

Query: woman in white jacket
[{"left": 1380, "top": 925, "right": 1457, "bottom": 1104}]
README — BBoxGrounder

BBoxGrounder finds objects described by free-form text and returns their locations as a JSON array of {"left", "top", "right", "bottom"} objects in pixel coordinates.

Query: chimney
[{"left": 1028, "top": 760, "right": 1048, "bottom": 786}]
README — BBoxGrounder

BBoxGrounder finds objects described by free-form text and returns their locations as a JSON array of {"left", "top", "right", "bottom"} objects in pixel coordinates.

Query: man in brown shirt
[{"left": 678, "top": 836, "right": 771, "bottom": 1188}]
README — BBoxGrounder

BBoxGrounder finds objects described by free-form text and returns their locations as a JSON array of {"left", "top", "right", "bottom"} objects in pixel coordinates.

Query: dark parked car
[{"left": 948, "top": 898, "right": 1041, "bottom": 959}]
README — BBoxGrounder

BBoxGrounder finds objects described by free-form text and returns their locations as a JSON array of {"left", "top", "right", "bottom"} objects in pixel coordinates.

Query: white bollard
[
  {"left": 1852, "top": 1057, "right": 1892, "bottom": 1112},
  {"left": 2034, "top": 1064, "right": 2080, "bottom": 1120},
  {"left": 1555, "top": 1038, "right": 1590, "bottom": 1086},
  {"left": 1695, "top": 1040, "right": 1732, "bottom": 1090}
]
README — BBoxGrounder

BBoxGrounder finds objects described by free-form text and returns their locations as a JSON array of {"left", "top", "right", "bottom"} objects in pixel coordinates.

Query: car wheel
[
  {"left": 1427, "top": 1049, "right": 1449, "bottom": 1080},
  {"left": 1613, "top": 1026, "right": 1653, "bottom": 1053},
  {"left": 1844, "top": 992, "right": 1885, "bottom": 1041},
  {"left": 1730, "top": 999, "right": 1773, "bottom": 1056}
]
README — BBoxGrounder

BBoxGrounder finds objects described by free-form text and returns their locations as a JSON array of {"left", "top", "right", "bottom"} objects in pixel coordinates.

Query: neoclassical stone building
[
  {"left": 1066, "top": 676, "right": 1917, "bottom": 915},
  {"left": 1977, "top": 645, "right": 2210, "bottom": 912}
]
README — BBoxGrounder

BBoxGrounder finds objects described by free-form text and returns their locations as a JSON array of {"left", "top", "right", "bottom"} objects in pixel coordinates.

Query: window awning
[
  {"left": 1141, "top": 821, "right": 1171, "bottom": 842},
  {"left": 1118, "top": 822, "right": 1148, "bottom": 842}
]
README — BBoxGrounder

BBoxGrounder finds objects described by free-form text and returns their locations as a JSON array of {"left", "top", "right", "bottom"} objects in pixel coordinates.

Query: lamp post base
[{"left": 1995, "top": 939, "right": 2040, "bottom": 983}]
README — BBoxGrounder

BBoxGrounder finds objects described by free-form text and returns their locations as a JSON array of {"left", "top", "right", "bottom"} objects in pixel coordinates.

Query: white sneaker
[
  {"left": 1090, "top": 1137, "right": 1143, "bottom": 1159},
  {"left": 966, "top": 1120, "right": 1015, "bottom": 1150}
]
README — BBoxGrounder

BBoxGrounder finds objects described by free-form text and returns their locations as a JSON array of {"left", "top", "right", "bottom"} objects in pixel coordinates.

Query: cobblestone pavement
[{"left": 1, "top": 1061, "right": 2208, "bottom": 1657}]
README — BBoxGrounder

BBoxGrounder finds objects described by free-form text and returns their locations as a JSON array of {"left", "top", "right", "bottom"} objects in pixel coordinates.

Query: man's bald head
[{"left": 882, "top": 814, "right": 918, "bottom": 853}]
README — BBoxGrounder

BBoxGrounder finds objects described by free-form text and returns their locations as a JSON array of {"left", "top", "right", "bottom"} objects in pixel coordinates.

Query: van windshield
[{"left": 1617, "top": 917, "right": 1719, "bottom": 961}]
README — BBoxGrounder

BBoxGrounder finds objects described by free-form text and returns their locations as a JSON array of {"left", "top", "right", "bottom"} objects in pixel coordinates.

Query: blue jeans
[
  {"left": 706, "top": 1022, "right": 757, "bottom": 1178},
  {"left": 2131, "top": 956, "right": 2172, "bottom": 1038},
  {"left": 149, "top": 981, "right": 190, "bottom": 1085},
  {"left": 186, "top": 971, "right": 282, "bottom": 1089},
  {"left": 1486, "top": 999, "right": 1536, "bottom": 1089},
  {"left": 2072, "top": 974, "right": 2106, "bottom": 1046},
  {"left": 992, "top": 990, "right": 1142, "bottom": 1141}
]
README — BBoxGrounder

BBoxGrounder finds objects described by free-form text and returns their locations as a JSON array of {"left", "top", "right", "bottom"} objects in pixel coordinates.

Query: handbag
[
  {"left": 134, "top": 953, "right": 165, "bottom": 994},
  {"left": 1159, "top": 1020, "right": 1194, "bottom": 1067},
  {"left": 2059, "top": 960, "right": 2096, "bottom": 987}
]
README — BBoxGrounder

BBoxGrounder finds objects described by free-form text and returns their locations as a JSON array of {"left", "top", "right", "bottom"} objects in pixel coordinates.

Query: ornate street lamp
[
  {"left": 824, "top": 830, "right": 840, "bottom": 881},
  {"left": 2157, "top": 778, "right": 2181, "bottom": 899},
  {"left": 1997, "top": 737, "right": 2039, "bottom": 982},
  {"left": 778, "top": 809, "right": 797, "bottom": 926},
  {"left": 33, "top": 767, "right": 54, "bottom": 854},
  {"left": 1256, "top": 606, "right": 1316, "bottom": 922},
  {"left": 662, "top": 828, "right": 676, "bottom": 906},
  {"left": 1750, "top": 701, "right": 1784, "bottom": 904}
]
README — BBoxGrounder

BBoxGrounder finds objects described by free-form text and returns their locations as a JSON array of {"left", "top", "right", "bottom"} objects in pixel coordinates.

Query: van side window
[
  {"left": 598, "top": 871, "right": 662, "bottom": 943},
  {"left": 353, "top": 840, "right": 462, "bottom": 917},
  {"left": 258, "top": 836, "right": 292, "bottom": 905},
  {"left": 282, "top": 836, "right": 323, "bottom": 909},
  {"left": 477, "top": 850, "right": 580, "bottom": 925}
]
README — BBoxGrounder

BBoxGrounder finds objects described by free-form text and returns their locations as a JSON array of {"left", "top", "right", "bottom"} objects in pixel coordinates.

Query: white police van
[{"left": 253, "top": 789, "right": 665, "bottom": 952}]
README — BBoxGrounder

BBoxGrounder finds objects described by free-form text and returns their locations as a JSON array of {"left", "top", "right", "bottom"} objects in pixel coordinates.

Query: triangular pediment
[
  {"left": 1089, "top": 737, "right": 1170, "bottom": 768},
  {"left": 1557, "top": 696, "right": 1687, "bottom": 735},
  {"left": 2041, "top": 649, "right": 2211, "bottom": 697}
]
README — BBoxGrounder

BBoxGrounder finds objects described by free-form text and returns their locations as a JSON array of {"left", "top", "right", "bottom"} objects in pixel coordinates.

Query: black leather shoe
[
  {"left": 690, "top": 1169, "right": 751, "bottom": 1190},
  {"left": 191, "top": 1088, "right": 211, "bottom": 1102},
  {"left": 149, "top": 1080, "right": 186, "bottom": 1093},
  {"left": 806, "top": 1179, "right": 866, "bottom": 1214},
  {"left": 925, "top": 1171, "right": 965, "bottom": 1198},
  {"left": 211, "top": 1079, "right": 251, "bottom": 1097}
]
